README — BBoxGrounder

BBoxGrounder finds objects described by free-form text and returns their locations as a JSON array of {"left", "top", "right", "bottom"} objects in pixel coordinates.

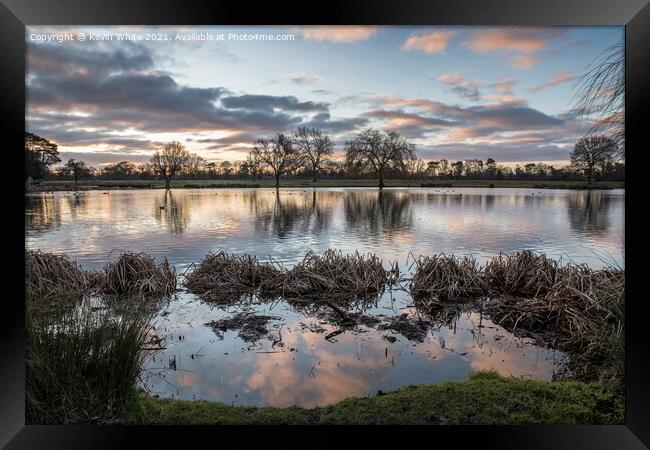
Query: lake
[{"left": 25, "top": 187, "right": 624, "bottom": 407}]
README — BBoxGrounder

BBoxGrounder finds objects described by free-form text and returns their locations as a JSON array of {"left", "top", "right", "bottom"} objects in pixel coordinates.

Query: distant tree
[
  {"left": 426, "top": 160, "right": 440, "bottom": 178},
  {"left": 570, "top": 135, "right": 618, "bottom": 181},
  {"left": 238, "top": 160, "right": 251, "bottom": 177},
  {"left": 246, "top": 153, "right": 262, "bottom": 179},
  {"left": 464, "top": 159, "right": 484, "bottom": 178},
  {"left": 60, "top": 159, "right": 93, "bottom": 190},
  {"left": 291, "top": 127, "right": 334, "bottom": 182},
  {"left": 439, "top": 159, "right": 450, "bottom": 178},
  {"left": 524, "top": 163, "right": 537, "bottom": 179},
  {"left": 150, "top": 141, "right": 191, "bottom": 189},
  {"left": 25, "top": 132, "right": 60, "bottom": 181},
  {"left": 205, "top": 162, "right": 217, "bottom": 177},
  {"left": 572, "top": 36, "right": 624, "bottom": 157},
  {"left": 345, "top": 129, "right": 416, "bottom": 189},
  {"left": 184, "top": 153, "right": 207, "bottom": 178},
  {"left": 451, "top": 161, "right": 464, "bottom": 179},
  {"left": 485, "top": 158, "right": 497, "bottom": 178},
  {"left": 220, "top": 161, "right": 234, "bottom": 177},
  {"left": 252, "top": 134, "right": 302, "bottom": 189},
  {"left": 404, "top": 158, "right": 427, "bottom": 179},
  {"left": 102, "top": 161, "right": 137, "bottom": 178}
]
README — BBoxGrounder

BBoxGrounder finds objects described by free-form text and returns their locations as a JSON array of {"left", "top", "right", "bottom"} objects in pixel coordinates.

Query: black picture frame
[{"left": 2, "top": 0, "right": 647, "bottom": 447}]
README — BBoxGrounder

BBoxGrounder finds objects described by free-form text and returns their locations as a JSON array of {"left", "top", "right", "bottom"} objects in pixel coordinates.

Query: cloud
[
  {"left": 58, "top": 151, "right": 154, "bottom": 166},
  {"left": 528, "top": 70, "right": 575, "bottom": 92},
  {"left": 294, "top": 26, "right": 380, "bottom": 43},
  {"left": 462, "top": 28, "right": 553, "bottom": 54},
  {"left": 481, "top": 95, "right": 527, "bottom": 106},
  {"left": 508, "top": 54, "right": 538, "bottom": 70},
  {"left": 26, "top": 40, "right": 362, "bottom": 160},
  {"left": 402, "top": 30, "right": 455, "bottom": 54},
  {"left": 416, "top": 141, "right": 574, "bottom": 163},
  {"left": 364, "top": 109, "right": 453, "bottom": 138},
  {"left": 220, "top": 94, "right": 328, "bottom": 113},
  {"left": 437, "top": 72, "right": 483, "bottom": 102},
  {"left": 461, "top": 28, "right": 567, "bottom": 70},
  {"left": 27, "top": 40, "right": 154, "bottom": 77},
  {"left": 289, "top": 74, "right": 323, "bottom": 85},
  {"left": 355, "top": 94, "right": 571, "bottom": 154},
  {"left": 491, "top": 78, "right": 517, "bottom": 95}
]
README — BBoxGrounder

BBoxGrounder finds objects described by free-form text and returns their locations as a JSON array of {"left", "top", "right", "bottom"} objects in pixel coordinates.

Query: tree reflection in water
[
  {"left": 155, "top": 189, "right": 190, "bottom": 235},
  {"left": 25, "top": 194, "right": 62, "bottom": 232},
  {"left": 253, "top": 190, "right": 332, "bottom": 238},
  {"left": 567, "top": 191, "right": 612, "bottom": 236},
  {"left": 344, "top": 190, "right": 414, "bottom": 236}
]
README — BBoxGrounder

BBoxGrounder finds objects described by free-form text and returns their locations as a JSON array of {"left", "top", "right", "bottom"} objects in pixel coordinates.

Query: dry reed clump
[
  {"left": 260, "top": 249, "right": 398, "bottom": 301},
  {"left": 183, "top": 251, "right": 282, "bottom": 295},
  {"left": 409, "top": 253, "right": 485, "bottom": 303},
  {"left": 26, "top": 250, "right": 91, "bottom": 300},
  {"left": 484, "top": 250, "right": 561, "bottom": 296},
  {"left": 484, "top": 263, "right": 624, "bottom": 381},
  {"left": 100, "top": 252, "right": 176, "bottom": 297}
]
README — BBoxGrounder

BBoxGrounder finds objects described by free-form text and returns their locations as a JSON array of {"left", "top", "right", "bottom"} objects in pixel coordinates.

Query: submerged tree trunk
[
  {"left": 165, "top": 177, "right": 171, "bottom": 190},
  {"left": 275, "top": 173, "right": 280, "bottom": 189},
  {"left": 378, "top": 170, "right": 385, "bottom": 190},
  {"left": 73, "top": 174, "right": 79, "bottom": 191}
]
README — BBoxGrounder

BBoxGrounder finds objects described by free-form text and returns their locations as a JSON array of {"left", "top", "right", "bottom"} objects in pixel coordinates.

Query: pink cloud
[
  {"left": 295, "top": 26, "right": 380, "bottom": 43},
  {"left": 491, "top": 78, "right": 517, "bottom": 95},
  {"left": 402, "top": 30, "right": 456, "bottom": 54},
  {"left": 463, "top": 29, "right": 548, "bottom": 54},
  {"left": 528, "top": 70, "right": 575, "bottom": 92},
  {"left": 509, "top": 54, "right": 538, "bottom": 70},
  {"left": 461, "top": 28, "right": 567, "bottom": 70}
]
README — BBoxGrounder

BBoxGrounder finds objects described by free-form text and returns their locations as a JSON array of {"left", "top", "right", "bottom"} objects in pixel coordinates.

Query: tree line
[{"left": 25, "top": 128, "right": 624, "bottom": 189}]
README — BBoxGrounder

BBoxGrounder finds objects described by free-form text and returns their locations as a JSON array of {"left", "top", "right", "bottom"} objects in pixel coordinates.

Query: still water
[{"left": 25, "top": 188, "right": 624, "bottom": 407}]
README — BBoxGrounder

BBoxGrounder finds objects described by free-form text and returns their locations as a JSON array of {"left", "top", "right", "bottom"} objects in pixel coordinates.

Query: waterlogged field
[{"left": 25, "top": 188, "right": 624, "bottom": 407}]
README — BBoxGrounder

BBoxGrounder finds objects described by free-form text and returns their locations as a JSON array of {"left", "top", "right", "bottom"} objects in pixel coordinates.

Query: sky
[{"left": 25, "top": 25, "right": 623, "bottom": 167}]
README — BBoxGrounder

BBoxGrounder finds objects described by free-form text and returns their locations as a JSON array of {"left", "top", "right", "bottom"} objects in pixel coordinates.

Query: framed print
[{"left": 2, "top": 0, "right": 648, "bottom": 447}]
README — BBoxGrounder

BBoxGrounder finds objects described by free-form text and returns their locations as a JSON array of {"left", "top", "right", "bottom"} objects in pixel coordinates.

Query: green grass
[
  {"left": 128, "top": 371, "right": 623, "bottom": 425},
  {"left": 28, "top": 178, "right": 624, "bottom": 192}
]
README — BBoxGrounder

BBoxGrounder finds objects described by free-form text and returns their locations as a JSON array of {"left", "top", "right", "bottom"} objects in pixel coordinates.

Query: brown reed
[{"left": 99, "top": 252, "right": 176, "bottom": 297}]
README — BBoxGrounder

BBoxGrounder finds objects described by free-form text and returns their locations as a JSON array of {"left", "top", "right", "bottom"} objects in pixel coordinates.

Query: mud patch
[
  {"left": 378, "top": 314, "right": 432, "bottom": 342},
  {"left": 205, "top": 312, "right": 282, "bottom": 342}
]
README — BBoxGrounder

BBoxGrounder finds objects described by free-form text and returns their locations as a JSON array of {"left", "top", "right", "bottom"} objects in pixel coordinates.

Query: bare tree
[
  {"left": 150, "top": 141, "right": 191, "bottom": 189},
  {"left": 291, "top": 126, "right": 334, "bottom": 182},
  {"left": 245, "top": 153, "right": 261, "bottom": 179},
  {"left": 572, "top": 35, "right": 624, "bottom": 158},
  {"left": 570, "top": 135, "right": 618, "bottom": 181},
  {"left": 252, "top": 133, "right": 302, "bottom": 189},
  {"left": 345, "top": 129, "right": 416, "bottom": 189},
  {"left": 184, "top": 153, "right": 207, "bottom": 178}
]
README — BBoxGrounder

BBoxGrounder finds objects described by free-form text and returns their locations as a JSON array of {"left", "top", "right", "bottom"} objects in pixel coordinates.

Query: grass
[
  {"left": 26, "top": 299, "right": 153, "bottom": 424},
  {"left": 27, "top": 178, "right": 624, "bottom": 192},
  {"left": 128, "top": 371, "right": 623, "bottom": 425}
]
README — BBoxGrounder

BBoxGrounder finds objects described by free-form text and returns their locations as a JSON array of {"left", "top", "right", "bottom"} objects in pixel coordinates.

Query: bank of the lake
[
  {"left": 27, "top": 178, "right": 624, "bottom": 192},
  {"left": 129, "top": 371, "right": 622, "bottom": 425}
]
